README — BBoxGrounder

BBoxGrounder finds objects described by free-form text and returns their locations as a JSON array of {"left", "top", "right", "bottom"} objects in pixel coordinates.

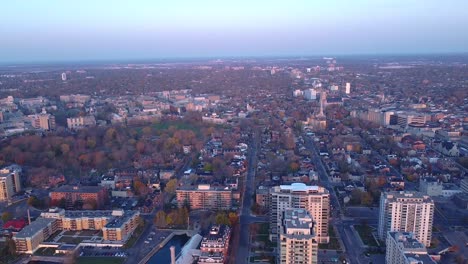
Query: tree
[
  {"left": 361, "top": 192, "right": 373, "bottom": 206},
  {"left": 215, "top": 212, "right": 230, "bottom": 226},
  {"left": 27, "top": 196, "right": 42, "bottom": 208},
  {"left": 164, "top": 179, "right": 178, "bottom": 194},
  {"left": 154, "top": 210, "right": 167, "bottom": 228},
  {"left": 6, "top": 237, "right": 16, "bottom": 256},
  {"left": 82, "top": 198, "right": 97, "bottom": 210},
  {"left": 1, "top": 212, "right": 12, "bottom": 222},
  {"left": 228, "top": 212, "right": 239, "bottom": 226}
]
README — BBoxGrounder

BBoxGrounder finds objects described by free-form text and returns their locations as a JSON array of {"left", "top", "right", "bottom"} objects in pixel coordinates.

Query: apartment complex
[
  {"left": 279, "top": 209, "right": 318, "bottom": 264},
  {"left": 378, "top": 192, "right": 434, "bottom": 247},
  {"left": 0, "top": 165, "right": 22, "bottom": 202},
  {"left": 270, "top": 183, "right": 329, "bottom": 243},
  {"left": 13, "top": 218, "right": 59, "bottom": 254},
  {"left": 386, "top": 231, "right": 436, "bottom": 264},
  {"left": 14, "top": 208, "right": 140, "bottom": 254},
  {"left": 49, "top": 185, "right": 109, "bottom": 209},
  {"left": 198, "top": 225, "right": 231, "bottom": 264},
  {"left": 176, "top": 184, "right": 232, "bottom": 210}
]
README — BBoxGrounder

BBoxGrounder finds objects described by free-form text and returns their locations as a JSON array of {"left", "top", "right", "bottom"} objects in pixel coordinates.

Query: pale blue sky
[{"left": 1, "top": 0, "right": 467, "bottom": 62}]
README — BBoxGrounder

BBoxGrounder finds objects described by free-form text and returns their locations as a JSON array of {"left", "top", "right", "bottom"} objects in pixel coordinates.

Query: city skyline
[{"left": 1, "top": 0, "right": 468, "bottom": 63}]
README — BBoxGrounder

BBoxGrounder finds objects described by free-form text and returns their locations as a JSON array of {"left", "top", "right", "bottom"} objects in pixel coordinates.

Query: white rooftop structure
[{"left": 280, "top": 183, "right": 320, "bottom": 192}]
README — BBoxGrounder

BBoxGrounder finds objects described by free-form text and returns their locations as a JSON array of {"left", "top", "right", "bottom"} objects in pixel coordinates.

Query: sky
[{"left": 1, "top": 0, "right": 468, "bottom": 63}]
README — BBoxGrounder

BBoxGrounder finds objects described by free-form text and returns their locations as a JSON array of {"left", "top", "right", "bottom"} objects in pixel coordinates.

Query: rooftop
[
  {"left": 282, "top": 209, "right": 314, "bottom": 232},
  {"left": 276, "top": 183, "right": 328, "bottom": 194},
  {"left": 14, "top": 218, "right": 55, "bottom": 239},
  {"left": 385, "top": 191, "right": 433, "bottom": 203},
  {"left": 52, "top": 185, "right": 105, "bottom": 193},
  {"left": 388, "top": 232, "right": 426, "bottom": 251}
]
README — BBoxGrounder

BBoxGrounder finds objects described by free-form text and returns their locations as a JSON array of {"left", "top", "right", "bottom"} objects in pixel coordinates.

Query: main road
[{"left": 234, "top": 130, "right": 260, "bottom": 264}]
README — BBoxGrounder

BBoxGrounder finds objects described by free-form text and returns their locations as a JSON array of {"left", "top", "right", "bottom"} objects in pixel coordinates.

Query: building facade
[
  {"left": 13, "top": 218, "right": 59, "bottom": 254},
  {"left": 49, "top": 185, "right": 108, "bottom": 209},
  {"left": 66, "top": 116, "right": 96, "bottom": 129},
  {"left": 0, "top": 165, "right": 22, "bottom": 202},
  {"left": 279, "top": 209, "right": 318, "bottom": 264},
  {"left": 176, "top": 184, "right": 232, "bottom": 210},
  {"left": 378, "top": 192, "right": 434, "bottom": 247},
  {"left": 270, "top": 183, "right": 329, "bottom": 243},
  {"left": 199, "top": 225, "right": 231, "bottom": 263}
]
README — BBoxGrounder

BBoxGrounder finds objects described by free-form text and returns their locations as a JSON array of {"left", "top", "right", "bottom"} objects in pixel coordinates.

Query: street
[{"left": 234, "top": 131, "right": 260, "bottom": 264}]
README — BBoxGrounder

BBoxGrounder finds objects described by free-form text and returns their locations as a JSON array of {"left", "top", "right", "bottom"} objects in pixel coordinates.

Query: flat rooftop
[
  {"left": 14, "top": 218, "right": 55, "bottom": 239},
  {"left": 276, "top": 183, "right": 328, "bottom": 194},
  {"left": 283, "top": 209, "right": 314, "bottom": 231},
  {"left": 52, "top": 185, "right": 104, "bottom": 193},
  {"left": 388, "top": 232, "right": 426, "bottom": 250},
  {"left": 385, "top": 191, "right": 433, "bottom": 203}
]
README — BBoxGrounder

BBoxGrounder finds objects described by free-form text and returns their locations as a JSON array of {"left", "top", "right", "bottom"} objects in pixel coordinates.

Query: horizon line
[{"left": 1, "top": 51, "right": 468, "bottom": 66}]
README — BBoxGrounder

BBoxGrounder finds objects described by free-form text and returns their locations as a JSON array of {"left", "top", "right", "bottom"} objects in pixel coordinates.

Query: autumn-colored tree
[
  {"left": 1, "top": 212, "right": 12, "bottom": 222},
  {"left": 164, "top": 179, "right": 178, "bottom": 194},
  {"left": 215, "top": 212, "right": 230, "bottom": 226},
  {"left": 82, "top": 198, "right": 98, "bottom": 210},
  {"left": 228, "top": 212, "right": 239, "bottom": 226},
  {"left": 154, "top": 210, "right": 167, "bottom": 228},
  {"left": 289, "top": 162, "right": 300, "bottom": 172}
]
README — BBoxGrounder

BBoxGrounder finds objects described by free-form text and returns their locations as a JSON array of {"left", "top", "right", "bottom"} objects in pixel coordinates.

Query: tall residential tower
[
  {"left": 378, "top": 192, "right": 434, "bottom": 247},
  {"left": 270, "top": 183, "right": 329, "bottom": 243}
]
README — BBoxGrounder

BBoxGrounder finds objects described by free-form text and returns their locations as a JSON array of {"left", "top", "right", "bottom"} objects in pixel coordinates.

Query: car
[{"left": 144, "top": 240, "right": 149, "bottom": 244}]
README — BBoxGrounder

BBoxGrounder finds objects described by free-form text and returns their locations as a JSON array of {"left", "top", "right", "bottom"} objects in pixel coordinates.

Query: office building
[
  {"left": 49, "top": 185, "right": 108, "bottom": 209},
  {"left": 176, "top": 184, "right": 232, "bottom": 210},
  {"left": 386, "top": 231, "right": 436, "bottom": 264},
  {"left": 270, "top": 183, "right": 329, "bottom": 243},
  {"left": 378, "top": 192, "right": 434, "bottom": 247},
  {"left": 279, "top": 209, "right": 318, "bottom": 264},
  {"left": 345, "top": 82, "right": 351, "bottom": 94},
  {"left": 0, "top": 165, "right": 22, "bottom": 202}
]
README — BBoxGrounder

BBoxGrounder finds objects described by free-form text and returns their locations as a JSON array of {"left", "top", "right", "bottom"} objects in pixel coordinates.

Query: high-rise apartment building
[
  {"left": 270, "top": 183, "right": 329, "bottom": 243},
  {"left": 386, "top": 231, "right": 437, "bottom": 264},
  {"left": 378, "top": 192, "right": 434, "bottom": 247},
  {"left": 0, "top": 165, "right": 22, "bottom": 202},
  {"left": 279, "top": 209, "right": 318, "bottom": 264}
]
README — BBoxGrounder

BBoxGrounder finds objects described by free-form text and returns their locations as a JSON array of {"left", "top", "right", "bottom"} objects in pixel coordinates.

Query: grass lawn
[
  {"left": 354, "top": 225, "right": 379, "bottom": 247},
  {"left": 62, "top": 230, "right": 77, "bottom": 236},
  {"left": 58, "top": 236, "right": 89, "bottom": 244},
  {"left": 77, "top": 257, "right": 125, "bottom": 264},
  {"left": 152, "top": 121, "right": 203, "bottom": 137}
]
